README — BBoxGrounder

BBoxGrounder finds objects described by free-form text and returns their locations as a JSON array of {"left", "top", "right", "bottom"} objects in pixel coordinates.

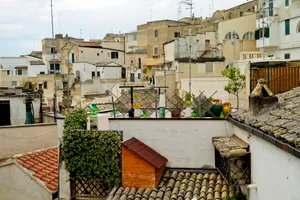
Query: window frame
[
  {"left": 285, "top": 19, "right": 290, "bottom": 35},
  {"left": 111, "top": 52, "right": 119, "bottom": 59},
  {"left": 284, "top": 53, "right": 290, "bottom": 59},
  {"left": 154, "top": 30, "right": 158, "bottom": 38}
]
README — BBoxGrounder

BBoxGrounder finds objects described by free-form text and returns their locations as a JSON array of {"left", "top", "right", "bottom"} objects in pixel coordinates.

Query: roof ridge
[{"left": 13, "top": 146, "right": 57, "bottom": 159}]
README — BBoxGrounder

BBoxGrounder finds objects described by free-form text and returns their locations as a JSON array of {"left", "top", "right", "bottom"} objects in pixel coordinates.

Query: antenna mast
[
  {"left": 181, "top": 0, "right": 194, "bottom": 94},
  {"left": 50, "top": 0, "right": 57, "bottom": 121}
]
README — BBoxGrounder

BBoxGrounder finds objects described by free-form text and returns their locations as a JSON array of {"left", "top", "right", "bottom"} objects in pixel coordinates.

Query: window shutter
[
  {"left": 285, "top": 19, "right": 290, "bottom": 35},
  {"left": 285, "top": 0, "right": 289, "bottom": 6},
  {"left": 269, "top": 1, "right": 273, "bottom": 16},
  {"left": 255, "top": 30, "right": 258, "bottom": 40},
  {"left": 265, "top": 28, "right": 270, "bottom": 38}
]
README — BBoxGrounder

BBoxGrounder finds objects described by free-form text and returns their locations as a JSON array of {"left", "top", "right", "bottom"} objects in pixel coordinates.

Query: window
[
  {"left": 40, "top": 72, "right": 45, "bottom": 74},
  {"left": 92, "top": 72, "right": 95, "bottom": 78},
  {"left": 297, "top": 21, "right": 300, "bottom": 33},
  {"left": 121, "top": 68, "right": 126, "bottom": 79},
  {"left": 154, "top": 46, "right": 159, "bottom": 55},
  {"left": 240, "top": 11, "right": 243, "bottom": 17},
  {"left": 225, "top": 32, "right": 240, "bottom": 40},
  {"left": 243, "top": 55, "right": 247, "bottom": 60},
  {"left": 130, "top": 59, "right": 134, "bottom": 66},
  {"left": 269, "top": 1, "right": 273, "bottom": 16},
  {"left": 138, "top": 73, "right": 141, "bottom": 79},
  {"left": 97, "top": 71, "right": 100, "bottom": 77},
  {"left": 285, "top": 0, "right": 289, "bottom": 6},
  {"left": 50, "top": 47, "right": 56, "bottom": 54},
  {"left": 229, "top": 12, "right": 232, "bottom": 20},
  {"left": 205, "top": 62, "right": 213, "bottom": 73},
  {"left": 154, "top": 30, "right": 158, "bottom": 38},
  {"left": 97, "top": 53, "right": 99, "bottom": 56},
  {"left": 101, "top": 51, "right": 103, "bottom": 53},
  {"left": 7, "top": 70, "right": 10, "bottom": 75},
  {"left": 205, "top": 40, "right": 210, "bottom": 50},
  {"left": 138, "top": 58, "right": 142, "bottom": 68},
  {"left": 285, "top": 53, "right": 290, "bottom": 59},
  {"left": 17, "top": 70, "right": 22, "bottom": 75},
  {"left": 257, "top": 54, "right": 262, "bottom": 58},
  {"left": 250, "top": 54, "right": 254, "bottom": 59},
  {"left": 50, "top": 64, "right": 60, "bottom": 74},
  {"left": 285, "top": 19, "right": 290, "bottom": 35},
  {"left": 44, "top": 81, "right": 48, "bottom": 89},
  {"left": 133, "top": 33, "right": 137, "bottom": 41},
  {"left": 12, "top": 81, "right": 17, "bottom": 86},
  {"left": 255, "top": 28, "right": 270, "bottom": 39},
  {"left": 243, "top": 32, "right": 255, "bottom": 40},
  {"left": 71, "top": 53, "right": 75, "bottom": 63},
  {"left": 81, "top": 50, "right": 83, "bottom": 53},
  {"left": 111, "top": 52, "right": 119, "bottom": 59},
  {"left": 174, "top": 32, "right": 180, "bottom": 38}
]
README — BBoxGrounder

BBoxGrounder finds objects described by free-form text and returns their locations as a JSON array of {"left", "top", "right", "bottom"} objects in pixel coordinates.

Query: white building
[
  {"left": 73, "top": 61, "right": 124, "bottom": 96},
  {"left": 255, "top": 0, "right": 300, "bottom": 60}
]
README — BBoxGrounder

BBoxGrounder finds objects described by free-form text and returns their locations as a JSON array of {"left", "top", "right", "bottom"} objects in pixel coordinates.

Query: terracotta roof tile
[
  {"left": 108, "top": 171, "right": 234, "bottom": 200},
  {"left": 16, "top": 148, "right": 58, "bottom": 192},
  {"left": 123, "top": 138, "right": 168, "bottom": 169}
]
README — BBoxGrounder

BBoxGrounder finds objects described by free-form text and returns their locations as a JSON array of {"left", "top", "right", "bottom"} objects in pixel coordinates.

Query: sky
[{"left": 0, "top": 0, "right": 248, "bottom": 56}]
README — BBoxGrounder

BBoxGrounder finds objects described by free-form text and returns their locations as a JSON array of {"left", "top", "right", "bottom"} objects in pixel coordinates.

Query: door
[{"left": 0, "top": 101, "right": 11, "bottom": 126}]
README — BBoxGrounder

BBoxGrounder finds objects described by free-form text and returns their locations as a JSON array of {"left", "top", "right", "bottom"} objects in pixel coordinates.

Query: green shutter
[
  {"left": 269, "top": 1, "right": 273, "bottom": 16},
  {"left": 255, "top": 30, "right": 260, "bottom": 40},
  {"left": 265, "top": 28, "right": 270, "bottom": 38},
  {"left": 285, "top": 19, "right": 290, "bottom": 35},
  {"left": 285, "top": 0, "right": 289, "bottom": 6},
  {"left": 50, "top": 64, "right": 54, "bottom": 70}
]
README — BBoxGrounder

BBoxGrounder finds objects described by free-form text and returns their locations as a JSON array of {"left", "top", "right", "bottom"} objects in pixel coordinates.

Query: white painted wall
[
  {"left": 0, "top": 164, "right": 52, "bottom": 200},
  {"left": 28, "top": 65, "right": 47, "bottom": 77},
  {"left": 0, "top": 98, "right": 40, "bottom": 125},
  {"left": 79, "top": 47, "right": 125, "bottom": 65},
  {"left": 231, "top": 122, "right": 300, "bottom": 200},
  {"left": 109, "top": 119, "right": 231, "bottom": 168},
  {"left": 73, "top": 62, "right": 95, "bottom": 82}
]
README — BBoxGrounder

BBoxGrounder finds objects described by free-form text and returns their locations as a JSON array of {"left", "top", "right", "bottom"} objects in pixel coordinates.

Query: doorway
[{"left": 0, "top": 101, "right": 11, "bottom": 126}]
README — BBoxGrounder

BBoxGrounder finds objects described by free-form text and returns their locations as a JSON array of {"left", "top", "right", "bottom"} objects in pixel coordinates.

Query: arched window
[
  {"left": 229, "top": 12, "right": 232, "bottom": 19},
  {"left": 225, "top": 31, "right": 240, "bottom": 40},
  {"left": 243, "top": 32, "right": 255, "bottom": 40},
  {"left": 240, "top": 11, "right": 243, "bottom": 17},
  {"left": 297, "top": 21, "right": 300, "bottom": 33}
]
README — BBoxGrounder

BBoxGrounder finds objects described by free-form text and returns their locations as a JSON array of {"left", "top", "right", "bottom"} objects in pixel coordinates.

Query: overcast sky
[{"left": 0, "top": 0, "right": 248, "bottom": 56}]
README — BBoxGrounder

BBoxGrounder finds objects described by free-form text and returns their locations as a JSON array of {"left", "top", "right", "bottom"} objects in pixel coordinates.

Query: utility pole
[{"left": 50, "top": 0, "right": 57, "bottom": 121}]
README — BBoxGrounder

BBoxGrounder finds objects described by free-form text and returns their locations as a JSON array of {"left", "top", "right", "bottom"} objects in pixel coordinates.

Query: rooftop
[
  {"left": 30, "top": 60, "right": 45, "bottom": 65},
  {"left": 123, "top": 137, "right": 168, "bottom": 169},
  {"left": 0, "top": 147, "right": 58, "bottom": 192},
  {"left": 15, "top": 148, "right": 58, "bottom": 192},
  {"left": 107, "top": 170, "right": 234, "bottom": 200},
  {"left": 230, "top": 87, "right": 300, "bottom": 149}
]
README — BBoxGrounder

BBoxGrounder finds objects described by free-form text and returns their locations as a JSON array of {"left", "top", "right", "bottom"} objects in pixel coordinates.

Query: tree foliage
[
  {"left": 222, "top": 67, "right": 246, "bottom": 109},
  {"left": 62, "top": 108, "right": 121, "bottom": 189}
]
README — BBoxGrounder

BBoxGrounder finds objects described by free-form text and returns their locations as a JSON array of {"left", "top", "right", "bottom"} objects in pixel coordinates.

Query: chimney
[
  {"left": 249, "top": 79, "right": 278, "bottom": 116},
  {"left": 55, "top": 34, "right": 63, "bottom": 39}
]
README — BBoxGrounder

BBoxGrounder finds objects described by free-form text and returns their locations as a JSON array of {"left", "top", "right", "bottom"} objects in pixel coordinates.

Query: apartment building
[{"left": 255, "top": 0, "right": 300, "bottom": 60}]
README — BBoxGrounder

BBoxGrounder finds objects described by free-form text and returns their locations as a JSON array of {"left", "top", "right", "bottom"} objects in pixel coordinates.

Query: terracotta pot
[
  {"left": 222, "top": 102, "right": 232, "bottom": 117},
  {"left": 212, "top": 99, "right": 222, "bottom": 105}
]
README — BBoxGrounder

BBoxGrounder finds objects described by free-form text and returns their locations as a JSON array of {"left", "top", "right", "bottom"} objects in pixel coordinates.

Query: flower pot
[
  {"left": 210, "top": 104, "right": 223, "bottom": 117},
  {"left": 222, "top": 102, "right": 232, "bottom": 117}
]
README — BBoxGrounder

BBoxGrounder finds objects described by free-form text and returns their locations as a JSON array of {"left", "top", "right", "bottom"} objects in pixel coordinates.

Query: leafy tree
[{"left": 222, "top": 67, "right": 245, "bottom": 109}]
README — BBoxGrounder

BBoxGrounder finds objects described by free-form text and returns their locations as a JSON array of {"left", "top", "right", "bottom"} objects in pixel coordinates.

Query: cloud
[{"left": 0, "top": 24, "right": 25, "bottom": 31}]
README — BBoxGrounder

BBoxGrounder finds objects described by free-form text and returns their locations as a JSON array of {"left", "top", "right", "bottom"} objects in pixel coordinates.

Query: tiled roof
[
  {"left": 28, "top": 51, "right": 43, "bottom": 59},
  {"left": 30, "top": 60, "right": 45, "bottom": 65},
  {"left": 15, "top": 148, "right": 58, "bottom": 192},
  {"left": 213, "top": 136, "right": 249, "bottom": 158},
  {"left": 230, "top": 87, "right": 300, "bottom": 148},
  {"left": 107, "top": 170, "right": 234, "bottom": 200},
  {"left": 123, "top": 138, "right": 168, "bottom": 169},
  {"left": 15, "top": 65, "right": 28, "bottom": 69}
]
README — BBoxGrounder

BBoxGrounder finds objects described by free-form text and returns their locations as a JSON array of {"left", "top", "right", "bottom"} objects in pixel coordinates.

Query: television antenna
[{"left": 180, "top": 0, "right": 194, "bottom": 93}]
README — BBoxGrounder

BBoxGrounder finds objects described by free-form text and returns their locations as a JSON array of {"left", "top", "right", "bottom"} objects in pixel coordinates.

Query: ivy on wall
[{"left": 62, "top": 108, "right": 121, "bottom": 189}]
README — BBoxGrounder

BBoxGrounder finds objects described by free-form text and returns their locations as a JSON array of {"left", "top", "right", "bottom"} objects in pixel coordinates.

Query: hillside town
[{"left": 0, "top": 0, "right": 300, "bottom": 200}]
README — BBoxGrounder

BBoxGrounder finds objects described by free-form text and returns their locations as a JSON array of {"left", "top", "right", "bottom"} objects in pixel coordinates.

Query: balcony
[{"left": 256, "top": 37, "right": 279, "bottom": 48}]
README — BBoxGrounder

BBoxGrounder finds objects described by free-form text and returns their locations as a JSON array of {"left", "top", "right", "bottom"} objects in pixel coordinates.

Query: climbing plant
[{"left": 62, "top": 108, "right": 121, "bottom": 189}]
